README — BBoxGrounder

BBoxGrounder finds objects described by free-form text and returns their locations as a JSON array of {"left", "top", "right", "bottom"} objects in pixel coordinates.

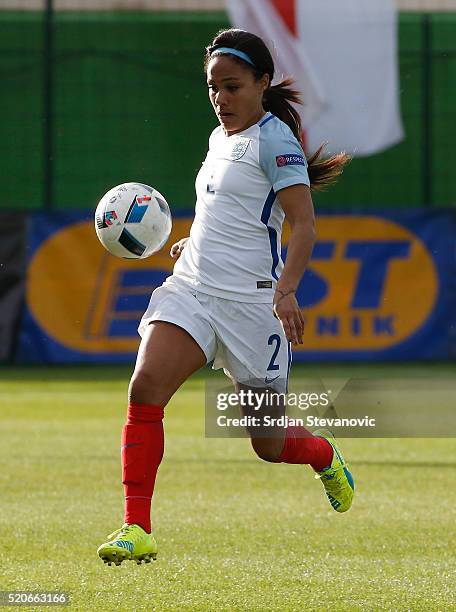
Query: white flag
[
  {"left": 225, "top": 0, "right": 404, "bottom": 156},
  {"left": 225, "top": 0, "right": 326, "bottom": 125}
]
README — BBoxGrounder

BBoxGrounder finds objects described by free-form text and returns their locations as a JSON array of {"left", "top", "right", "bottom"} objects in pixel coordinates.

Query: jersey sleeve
[{"left": 259, "top": 121, "right": 310, "bottom": 192}]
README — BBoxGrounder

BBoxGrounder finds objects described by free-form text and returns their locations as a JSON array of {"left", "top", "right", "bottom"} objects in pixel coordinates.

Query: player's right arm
[{"left": 170, "top": 237, "right": 189, "bottom": 259}]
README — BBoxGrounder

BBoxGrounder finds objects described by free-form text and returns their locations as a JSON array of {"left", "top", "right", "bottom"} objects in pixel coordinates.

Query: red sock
[
  {"left": 122, "top": 402, "right": 164, "bottom": 533},
  {"left": 277, "top": 426, "right": 333, "bottom": 472}
]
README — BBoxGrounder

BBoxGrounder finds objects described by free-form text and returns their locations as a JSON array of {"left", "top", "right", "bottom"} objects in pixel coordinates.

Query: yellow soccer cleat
[
  {"left": 97, "top": 523, "right": 158, "bottom": 566},
  {"left": 313, "top": 429, "right": 355, "bottom": 513}
]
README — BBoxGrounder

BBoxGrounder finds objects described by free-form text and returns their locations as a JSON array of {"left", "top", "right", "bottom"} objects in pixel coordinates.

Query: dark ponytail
[
  {"left": 205, "top": 28, "right": 351, "bottom": 191},
  {"left": 263, "top": 77, "right": 302, "bottom": 142}
]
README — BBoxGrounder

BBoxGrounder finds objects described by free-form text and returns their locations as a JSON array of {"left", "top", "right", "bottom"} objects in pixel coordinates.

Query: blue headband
[{"left": 211, "top": 47, "right": 256, "bottom": 68}]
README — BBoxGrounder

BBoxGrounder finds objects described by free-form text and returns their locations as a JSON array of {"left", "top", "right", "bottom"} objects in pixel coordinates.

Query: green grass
[{"left": 1, "top": 364, "right": 455, "bottom": 611}]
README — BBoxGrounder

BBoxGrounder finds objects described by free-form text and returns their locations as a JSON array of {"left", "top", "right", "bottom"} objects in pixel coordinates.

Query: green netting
[
  {"left": 0, "top": 13, "right": 45, "bottom": 209},
  {"left": 0, "top": 11, "right": 455, "bottom": 210},
  {"left": 432, "top": 14, "right": 456, "bottom": 207}
]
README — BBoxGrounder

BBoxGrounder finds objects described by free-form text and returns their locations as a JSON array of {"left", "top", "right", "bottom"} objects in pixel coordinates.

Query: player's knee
[
  {"left": 128, "top": 368, "right": 169, "bottom": 406},
  {"left": 250, "top": 438, "right": 282, "bottom": 463}
]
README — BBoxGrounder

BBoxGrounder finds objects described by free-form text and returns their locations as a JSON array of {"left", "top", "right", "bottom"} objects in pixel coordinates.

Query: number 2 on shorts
[{"left": 267, "top": 334, "right": 281, "bottom": 371}]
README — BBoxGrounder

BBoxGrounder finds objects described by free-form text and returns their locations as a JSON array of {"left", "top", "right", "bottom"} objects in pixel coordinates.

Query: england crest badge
[{"left": 229, "top": 137, "right": 250, "bottom": 161}]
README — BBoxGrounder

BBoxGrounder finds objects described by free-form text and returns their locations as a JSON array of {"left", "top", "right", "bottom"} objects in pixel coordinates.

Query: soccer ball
[{"left": 95, "top": 182, "right": 172, "bottom": 259}]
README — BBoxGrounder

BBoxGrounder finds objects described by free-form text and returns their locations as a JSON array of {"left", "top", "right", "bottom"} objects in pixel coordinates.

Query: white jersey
[{"left": 172, "top": 112, "right": 310, "bottom": 303}]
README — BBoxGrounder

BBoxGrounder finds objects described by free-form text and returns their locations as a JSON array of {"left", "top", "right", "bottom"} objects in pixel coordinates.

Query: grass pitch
[{"left": 1, "top": 364, "right": 455, "bottom": 611}]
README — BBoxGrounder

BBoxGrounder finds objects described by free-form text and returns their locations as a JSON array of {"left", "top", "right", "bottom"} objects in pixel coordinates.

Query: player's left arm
[{"left": 275, "top": 184, "right": 316, "bottom": 345}]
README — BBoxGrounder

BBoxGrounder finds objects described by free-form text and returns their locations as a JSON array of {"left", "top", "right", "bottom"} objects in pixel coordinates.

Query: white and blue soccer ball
[{"left": 95, "top": 182, "right": 172, "bottom": 259}]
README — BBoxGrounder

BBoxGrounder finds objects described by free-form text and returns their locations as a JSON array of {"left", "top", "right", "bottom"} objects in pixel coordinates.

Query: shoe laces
[
  {"left": 108, "top": 524, "right": 143, "bottom": 542},
  {"left": 315, "top": 462, "right": 348, "bottom": 485}
]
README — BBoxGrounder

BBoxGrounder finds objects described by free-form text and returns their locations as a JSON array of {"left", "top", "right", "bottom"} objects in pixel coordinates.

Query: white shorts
[{"left": 138, "top": 276, "right": 292, "bottom": 392}]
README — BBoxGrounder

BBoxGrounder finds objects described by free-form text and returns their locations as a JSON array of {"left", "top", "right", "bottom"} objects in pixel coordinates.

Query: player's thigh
[
  {"left": 213, "top": 300, "right": 291, "bottom": 391},
  {"left": 129, "top": 321, "right": 207, "bottom": 406}
]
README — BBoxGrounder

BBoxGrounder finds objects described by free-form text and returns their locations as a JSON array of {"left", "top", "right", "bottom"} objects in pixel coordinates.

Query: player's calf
[{"left": 250, "top": 436, "right": 284, "bottom": 462}]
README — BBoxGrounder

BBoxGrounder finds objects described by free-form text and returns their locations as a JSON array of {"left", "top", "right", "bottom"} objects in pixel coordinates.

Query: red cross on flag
[{"left": 226, "top": 0, "right": 404, "bottom": 157}]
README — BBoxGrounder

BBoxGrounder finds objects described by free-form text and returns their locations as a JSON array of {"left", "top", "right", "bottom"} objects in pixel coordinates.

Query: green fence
[{"left": 1, "top": 10, "right": 455, "bottom": 211}]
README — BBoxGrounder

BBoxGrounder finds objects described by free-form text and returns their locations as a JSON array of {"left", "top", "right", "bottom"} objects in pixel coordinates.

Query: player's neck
[{"left": 224, "top": 110, "right": 268, "bottom": 137}]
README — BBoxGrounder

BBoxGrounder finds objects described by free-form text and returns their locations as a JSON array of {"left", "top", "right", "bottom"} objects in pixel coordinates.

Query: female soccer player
[{"left": 98, "top": 28, "right": 354, "bottom": 566}]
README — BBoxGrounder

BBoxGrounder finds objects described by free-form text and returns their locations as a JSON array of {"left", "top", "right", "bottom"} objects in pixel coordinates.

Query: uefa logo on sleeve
[{"left": 276, "top": 153, "right": 305, "bottom": 167}]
